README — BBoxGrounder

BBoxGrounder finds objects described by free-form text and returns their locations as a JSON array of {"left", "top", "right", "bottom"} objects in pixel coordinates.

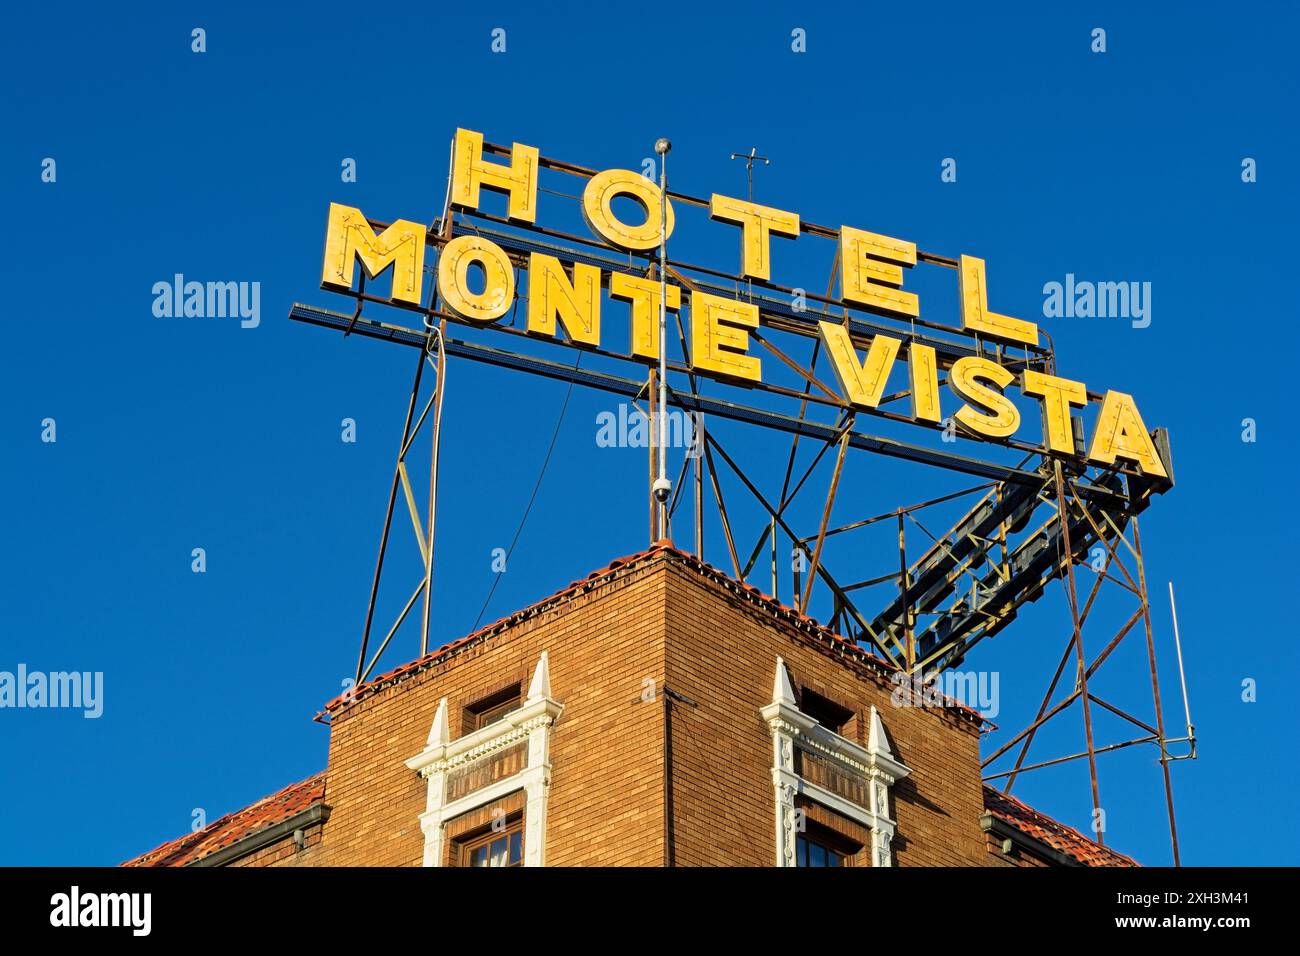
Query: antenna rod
[
  {"left": 652, "top": 137, "right": 673, "bottom": 531},
  {"left": 729, "top": 146, "right": 770, "bottom": 203},
  {"left": 1167, "top": 581, "right": 1197, "bottom": 758}
]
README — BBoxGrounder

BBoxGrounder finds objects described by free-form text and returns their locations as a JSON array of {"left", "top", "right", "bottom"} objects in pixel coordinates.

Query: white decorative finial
[
  {"left": 527, "top": 651, "right": 551, "bottom": 703},
  {"left": 772, "top": 656, "right": 797, "bottom": 707},
  {"left": 427, "top": 697, "right": 449, "bottom": 747},
  {"left": 868, "top": 705, "right": 893, "bottom": 757}
]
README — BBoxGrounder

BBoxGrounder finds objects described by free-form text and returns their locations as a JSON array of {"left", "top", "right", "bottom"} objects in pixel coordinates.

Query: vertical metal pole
[
  {"left": 653, "top": 138, "right": 673, "bottom": 539},
  {"left": 648, "top": 370, "right": 659, "bottom": 543},
  {"left": 694, "top": 417, "right": 704, "bottom": 558},
  {"left": 1134, "top": 517, "right": 1182, "bottom": 866},
  {"left": 996, "top": 483, "right": 1009, "bottom": 580},
  {"left": 770, "top": 517, "right": 778, "bottom": 600},
  {"left": 420, "top": 335, "right": 444, "bottom": 658},
  {"left": 898, "top": 511, "right": 913, "bottom": 672},
  {"left": 356, "top": 350, "right": 426, "bottom": 684},
  {"left": 1053, "top": 462, "right": 1104, "bottom": 843}
]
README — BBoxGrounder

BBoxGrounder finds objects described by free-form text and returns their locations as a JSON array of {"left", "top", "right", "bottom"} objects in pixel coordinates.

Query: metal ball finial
[{"left": 654, "top": 137, "right": 671, "bottom": 155}]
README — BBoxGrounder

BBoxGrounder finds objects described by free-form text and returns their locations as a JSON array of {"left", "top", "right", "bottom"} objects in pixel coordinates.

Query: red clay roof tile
[
  {"left": 122, "top": 771, "right": 326, "bottom": 867},
  {"left": 320, "top": 541, "right": 984, "bottom": 724},
  {"left": 983, "top": 784, "right": 1139, "bottom": 867}
]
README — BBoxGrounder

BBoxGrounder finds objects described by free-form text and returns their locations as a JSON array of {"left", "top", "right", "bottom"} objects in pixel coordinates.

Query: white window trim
[
  {"left": 405, "top": 650, "right": 563, "bottom": 867},
  {"left": 759, "top": 656, "right": 911, "bottom": 867}
]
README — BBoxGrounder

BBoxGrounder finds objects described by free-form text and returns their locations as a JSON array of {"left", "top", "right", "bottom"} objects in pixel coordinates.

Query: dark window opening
[
  {"left": 464, "top": 683, "right": 522, "bottom": 732},
  {"left": 799, "top": 688, "right": 854, "bottom": 734}
]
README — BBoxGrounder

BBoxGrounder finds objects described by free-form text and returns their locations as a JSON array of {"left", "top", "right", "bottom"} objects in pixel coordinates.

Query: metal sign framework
[{"left": 290, "top": 136, "right": 1194, "bottom": 863}]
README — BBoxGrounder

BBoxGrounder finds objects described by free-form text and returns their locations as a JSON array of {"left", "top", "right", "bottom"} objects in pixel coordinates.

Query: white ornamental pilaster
[
  {"left": 864, "top": 705, "right": 909, "bottom": 867},
  {"left": 416, "top": 697, "right": 450, "bottom": 866},
  {"left": 758, "top": 658, "right": 912, "bottom": 867},
  {"left": 521, "top": 652, "right": 555, "bottom": 867},
  {"left": 406, "top": 651, "right": 563, "bottom": 867},
  {"left": 760, "top": 657, "right": 817, "bottom": 867}
]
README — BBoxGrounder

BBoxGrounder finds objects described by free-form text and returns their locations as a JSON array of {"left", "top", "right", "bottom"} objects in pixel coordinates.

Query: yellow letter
[
  {"left": 526, "top": 253, "right": 601, "bottom": 346},
  {"left": 1087, "top": 390, "right": 1168, "bottom": 479},
  {"left": 818, "top": 321, "right": 901, "bottom": 410},
  {"left": 321, "top": 203, "right": 425, "bottom": 305},
  {"left": 582, "top": 169, "right": 674, "bottom": 252},
  {"left": 609, "top": 272, "right": 681, "bottom": 360},
  {"left": 1022, "top": 370, "right": 1087, "bottom": 454},
  {"left": 839, "top": 226, "right": 918, "bottom": 319},
  {"left": 437, "top": 235, "right": 515, "bottom": 323},
  {"left": 948, "top": 356, "right": 1020, "bottom": 439},
  {"left": 709, "top": 195, "right": 800, "bottom": 281},
  {"left": 908, "top": 343, "right": 942, "bottom": 423},
  {"left": 450, "top": 128, "right": 539, "bottom": 223},
  {"left": 690, "top": 292, "right": 760, "bottom": 383},
  {"left": 958, "top": 255, "right": 1038, "bottom": 346}
]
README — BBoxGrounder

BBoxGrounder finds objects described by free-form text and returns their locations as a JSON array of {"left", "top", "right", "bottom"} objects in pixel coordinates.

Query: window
[
  {"left": 463, "top": 683, "right": 522, "bottom": 732},
  {"left": 796, "top": 834, "right": 845, "bottom": 867},
  {"left": 799, "top": 687, "right": 854, "bottom": 734},
  {"left": 796, "top": 822, "right": 862, "bottom": 867},
  {"left": 459, "top": 819, "right": 524, "bottom": 868}
]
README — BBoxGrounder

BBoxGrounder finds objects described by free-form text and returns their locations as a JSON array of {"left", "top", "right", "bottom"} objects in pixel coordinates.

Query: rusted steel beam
[
  {"left": 356, "top": 349, "right": 426, "bottom": 684},
  {"left": 802, "top": 430, "right": 851, "bottom": 612},
  {"left": 1054, "top": 463, "right": 1103, "bottom": 844},
  {"left": 999, "top": 570, "right": 1107, "bottom": 787}
]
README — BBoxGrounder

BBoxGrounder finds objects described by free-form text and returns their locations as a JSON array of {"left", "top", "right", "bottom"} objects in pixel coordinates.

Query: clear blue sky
[{"left": 2, "top": 1, "right": 1296, "bottom": 866}]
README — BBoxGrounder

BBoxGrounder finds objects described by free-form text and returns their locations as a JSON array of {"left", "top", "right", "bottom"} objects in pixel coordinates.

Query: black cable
[{"left": 471, "top": 352, "right": 583, "bottom": 631}]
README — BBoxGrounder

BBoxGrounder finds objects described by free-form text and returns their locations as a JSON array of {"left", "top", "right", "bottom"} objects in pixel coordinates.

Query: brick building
[{"left": 125, "top": 543, "right": 1136, "bottom": 868}]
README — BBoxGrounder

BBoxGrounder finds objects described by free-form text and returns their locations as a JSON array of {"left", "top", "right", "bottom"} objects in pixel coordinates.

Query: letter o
[
  {"left": 437, "top": 235, "right": 515, "bottom": 322},
  {"left": 582, "top": 169, "right": 675, "bottom": 252}
]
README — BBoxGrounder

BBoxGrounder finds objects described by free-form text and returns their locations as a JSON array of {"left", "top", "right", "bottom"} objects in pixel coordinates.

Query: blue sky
[{"left": 2, "top": 1, "right": 1296, "bottom": 866}]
